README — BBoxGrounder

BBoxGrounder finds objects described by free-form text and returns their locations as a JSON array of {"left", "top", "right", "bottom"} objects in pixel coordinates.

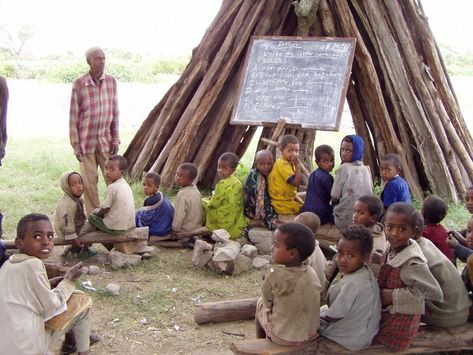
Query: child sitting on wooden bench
[
  {"left": 136, "top": 171, "right": 174, "bottom": 237},
  {"left": 53, "top": 171, "right": 95, "bottom": 258},
  {"left": 319, "top": 225, "right": 381, "bottom": 351},
  {"left": 256, "top": 223, "right": 320, "bottom": 345},
  {"left": 0, "top": 213, "right": 95, "bottom": 354},
  {"left": 87, "top": 155, "right": 135, "bottom": 236},
  {"left": 172, "top": 163, "right": 204, "bottom": 239}
]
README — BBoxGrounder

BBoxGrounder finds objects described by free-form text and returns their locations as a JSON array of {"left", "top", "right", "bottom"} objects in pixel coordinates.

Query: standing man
[
  {"left": 0, "top": 75, "right": 8, "bottom": 166},
  {"left": 0, "top": 75, "right": 8, "bottom": 238},
  {"left": 69, "top": 47, "right": 120, "bottom": 214}
]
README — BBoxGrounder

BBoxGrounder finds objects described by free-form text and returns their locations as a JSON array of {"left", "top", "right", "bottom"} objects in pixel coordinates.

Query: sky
[{"left": 0, "top": 0, "right": 472, "bottom": 57}]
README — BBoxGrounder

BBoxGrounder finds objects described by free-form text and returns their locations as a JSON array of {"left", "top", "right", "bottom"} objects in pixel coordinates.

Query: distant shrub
[{"left": 0, "top": 62, "right": 18, "bottom": 77}]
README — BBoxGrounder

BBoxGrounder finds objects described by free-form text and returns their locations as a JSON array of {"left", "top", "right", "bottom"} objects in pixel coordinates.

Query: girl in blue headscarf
[{"left": 330, "top": 135, "right": 373, "bottom": 228}]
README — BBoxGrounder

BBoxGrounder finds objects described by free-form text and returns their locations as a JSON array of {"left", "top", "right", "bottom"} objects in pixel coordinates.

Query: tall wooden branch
[{"left": 124, "top": 0, "right": 473, "bottom": 201}]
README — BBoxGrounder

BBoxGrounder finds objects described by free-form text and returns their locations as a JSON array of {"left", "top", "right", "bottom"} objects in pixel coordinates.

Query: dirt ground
[{"left": 49, "top": 245, "right": 261, "bottom": 355}]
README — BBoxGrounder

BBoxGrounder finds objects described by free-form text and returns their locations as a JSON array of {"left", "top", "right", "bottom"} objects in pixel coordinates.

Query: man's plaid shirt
[{"left": 69, "top": 73, "right": 119, "bottom": 155}]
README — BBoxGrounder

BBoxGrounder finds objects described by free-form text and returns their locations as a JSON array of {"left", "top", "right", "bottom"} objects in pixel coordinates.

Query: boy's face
[
  {"left": 68, "top": 173, "right": 84, "bottom": 198},
  {"left": 385, "top": 211, "right": 414, "bottom": 252},
  {"left": 16, "top": 220, "right": 54, "bottom": 259},
  {"left": 465, "top": 189, "right": 473, "bottom": 214},
  {"left": 353, "top": 200, "right": 376, "bottom": 227},
  {"left": 175, "top": 167, "right": 193, "bottom": 188},
  {"left": 271, "top": 230, "right": 297, "bottom": 265},
  {"left": 217, "top": 159, "right": 234, "bottom": 180},
  {"left": 340, "top": 140, "right": 354, "bottom": 163},
  {"left": 142, "top": 177, "right": 158, "bottom": 196},
  {"left": 336, "top": 237, "right": 367, "bottom": 274},
  {"left": 256, "top": 155, "right": 273, "bottom": 176},
  {"left": 316, "top": 152, "right": 335, "bottom": 172},
  {"left": 380, "top": 160, "right": 400, "bottom": 182},
  {"left": 466, "top": 218, "right": 473, "bottom": 249},
  {"left": 105, "top": 159, "right": 123, "bottom": 183},
  {"left": 281, "top": 143, "right": 299, "bottom": 164}
]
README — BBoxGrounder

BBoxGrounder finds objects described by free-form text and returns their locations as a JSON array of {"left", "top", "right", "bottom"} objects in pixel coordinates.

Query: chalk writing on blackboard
[{"left": 231, "top": 37, "right": 356, "bottom": 130}]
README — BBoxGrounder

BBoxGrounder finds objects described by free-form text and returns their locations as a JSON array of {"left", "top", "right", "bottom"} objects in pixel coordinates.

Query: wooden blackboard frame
[{"left": 231, "top": 36, "right": 356, "bottom": 130}]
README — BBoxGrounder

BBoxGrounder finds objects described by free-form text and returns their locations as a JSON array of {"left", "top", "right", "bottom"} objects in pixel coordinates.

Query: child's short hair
[
  {"left": 295, "top": 212, "right": 321, "bottom": 234},
  {"left": 280, "top": 134, "right": 299, "bottom": 150},
  {"left": 108, "top": 155, "right": 127, "bottom": 171},
  {"left": 422, "top": 195, "right": 448, "bottom": 224},
  {"left": 339, "top": 225, "right": 373, "bottom": 255},
  {"left": 381, "top": 153, "right": 401, "bottom": 169},
  {"left": 314, "top": 144, "right": 334, "bottom": 161},
  {"left": 145, "top": 172, "right": 161, "bottom": 187},
  {"left": 17, "top": 213, "right": 50, "bottom": 239},
  {"left": 277, "top": 223, "right": 315, "bottom": 261},
  {"left": 386, "top": 202, "right": 417, "bottom": 226},
  {"left": 255, "top": 150, "right": 273, "bottom": 162},
  {"left": 179, "top": 163, "right": 198, "bottom": 180},
  {"left": 357, "top": 195, "right": 383, "bottom": 222},
  {"left": 413, "top": 211, "right": 424, "bottom": 233},
  {"left": 466, "top": 186, "right": 473, "bottom": 194},
  {"left": 219, "top": 152, "right": 239, "bottom": 170}
]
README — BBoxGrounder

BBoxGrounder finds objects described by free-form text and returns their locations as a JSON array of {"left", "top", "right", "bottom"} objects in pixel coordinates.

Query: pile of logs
[{"left": 124, "top": 0, "right": 473, "bottom": 202}]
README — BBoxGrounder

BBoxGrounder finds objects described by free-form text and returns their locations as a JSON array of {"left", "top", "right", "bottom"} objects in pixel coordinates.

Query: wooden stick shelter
[{"left": 124, "top": 0, "right": 473, "bottom": 202}]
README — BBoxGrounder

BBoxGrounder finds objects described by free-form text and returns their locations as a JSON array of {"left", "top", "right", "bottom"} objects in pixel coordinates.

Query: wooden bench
[
  {"left": 3, "top": 226, "right": 149, "bottom": 249},
  {"left": 231, "top": 323, "right": 473, "bottom": 354}
]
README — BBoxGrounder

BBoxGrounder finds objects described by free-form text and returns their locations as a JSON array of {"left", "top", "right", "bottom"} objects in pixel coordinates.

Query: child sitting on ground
[
  {"left": 301, "top": 144, "right": 335, "bottom": 225},
  {"left": 375, "top": 202, "right": 442, "bottom": 352},
  {"left": 421, "top": 195, "right": 453, "bottom": 262},
  {"left": 0, "top": 214, "right": 94, "bottom": 354},
  {"left": 411, "top": 212, "right": 470, "bottom": 328},
  {"left": 331, "top": 135, "right": 372, "bottom": 228},
  {"left": 268, "top": 134, "right": 302, "bottom": 216},
  {"left": 319, "top": 225, "right": 381, "bottom": 351},
  {"left": 256, "top": 223, "right": 320, "bottom": 345},
  {"left": 202, "top": 152, "right": 248, "bottom": 239},
  {"left": 244, "top": 150, "right": 278, "bottom": 230},
  {"left": 294, "top": 212, "right": 328, "bottom": 290},
  {"left": 172, "top": 163, "right": 204, "bottom": 238},
  {"left": 87, "top": 155, "right": 135, "bottom": 235},
  {"left": 353, "top": 195, "right": 386, "bottom": 252},
  {"left": 136, "top": 172, "right": 173, "bottom": 237},
  {"left": 380, "top": 153, "right": 410, "bottom": 210},
  {"left": 53, "top": 171, "right": 94, "bottom": 258}
]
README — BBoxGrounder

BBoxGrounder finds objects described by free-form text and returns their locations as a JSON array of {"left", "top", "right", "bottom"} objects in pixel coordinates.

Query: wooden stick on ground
[{"left": 194, "top": 297, "right": 258, "bottom": 325}]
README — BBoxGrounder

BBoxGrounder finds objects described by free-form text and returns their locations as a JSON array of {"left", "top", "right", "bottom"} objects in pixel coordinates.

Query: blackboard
[{"left": 231, "top": 36, "right": 356, "bottom": 130}]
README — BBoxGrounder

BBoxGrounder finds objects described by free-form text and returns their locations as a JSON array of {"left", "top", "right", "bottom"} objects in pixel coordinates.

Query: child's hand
[
  {"left": 380, "top": 289, "right": 393, "bottom": 307},
  {"left": 370, "top": 250, "right": 384, "bottom": 264},
  {"left": 64, "top": 262, "right": 84, "bottom": 281},
  {"left": 447, "top": 235, "right": 459, "bottom": 249},
  {"left": 49, "top": 276, "right": 64, "bottom": 288}
]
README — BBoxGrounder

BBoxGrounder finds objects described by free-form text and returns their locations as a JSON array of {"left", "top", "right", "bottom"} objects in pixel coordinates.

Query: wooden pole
[
  {"left": 3, "top": 227, "right": 149, "bottom": 250},
  {"left": 194, "top": 297, "right": 258, "bottom": 324}
]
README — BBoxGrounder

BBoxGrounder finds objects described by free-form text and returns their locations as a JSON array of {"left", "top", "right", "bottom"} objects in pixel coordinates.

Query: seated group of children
[
  {"left": 2, "top": 136, "right": 472, "bottom": 353},
  {"left": 243, "top": 134, "right": 472, "bottom": 351},
  {"left": 56, "top": 156, "right": 206, "bottom": 258}
]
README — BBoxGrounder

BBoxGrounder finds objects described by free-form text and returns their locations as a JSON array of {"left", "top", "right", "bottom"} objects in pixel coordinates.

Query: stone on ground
[
  {"left": 192, "top": 240, "right": 213, "bottom": 268},
  {"left": 105, "top": 282, "right": 120, "bottom": 296},
  {"left": 253, "top": 256, "right": 270, "bottom": 269},
  {"left": 109, "top": 250, "right": 142, "bottom": 268},
  {"left": 233, "top": 253, "right": 253, "bottom": 275},
  {"left": 240, "top": 244, "right": 258, "bottom": 259},
  {"left": 248, "top": 227, "right": 273, "bottom": 254}
]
